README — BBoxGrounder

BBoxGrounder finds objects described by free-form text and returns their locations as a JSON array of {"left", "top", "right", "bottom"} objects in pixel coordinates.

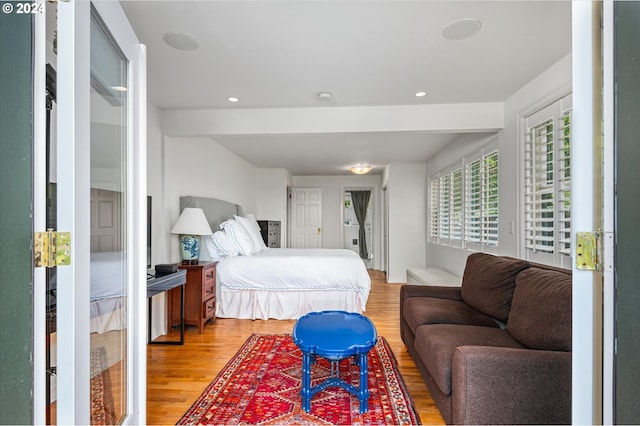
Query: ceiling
[{"left": 120, "top": 1, "right": 572, "bottom": 175}]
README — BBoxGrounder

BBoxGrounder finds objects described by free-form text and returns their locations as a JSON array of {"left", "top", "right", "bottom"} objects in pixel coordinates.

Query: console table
[{"left": 147, "top": 269, "right": 187, "bottom": 345}]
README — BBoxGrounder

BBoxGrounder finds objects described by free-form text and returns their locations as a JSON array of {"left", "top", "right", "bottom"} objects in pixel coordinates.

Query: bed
[
  {"left": 180, "top": 196, "right": 371, "bottom": 320},
  {"left": 90, "top": 251, "right": 127, "bottom": 333}
]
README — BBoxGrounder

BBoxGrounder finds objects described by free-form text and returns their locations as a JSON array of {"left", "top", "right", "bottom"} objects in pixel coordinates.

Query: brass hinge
[
  {"left": 34, "top": 229, "right": 71, "bottom": 268},
  {"left": 575, "top": 231, "right": 602, "bottom": 271}
]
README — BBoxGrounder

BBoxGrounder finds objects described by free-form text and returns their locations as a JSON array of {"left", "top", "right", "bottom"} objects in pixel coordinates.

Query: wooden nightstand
[{"left": 170, "top": 261, "right": 217, "bottom": 334}]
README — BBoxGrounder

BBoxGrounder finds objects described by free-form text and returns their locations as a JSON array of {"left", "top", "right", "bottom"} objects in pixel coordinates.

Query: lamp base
[{"left": 179, "top": 234, "right": 202, "bottom": 264}]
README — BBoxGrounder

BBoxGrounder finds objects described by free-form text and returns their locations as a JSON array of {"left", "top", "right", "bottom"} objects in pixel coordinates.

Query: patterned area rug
[
  {"left": 178, "top": 334, "right": 420, "bottom": 425},
  {"left": 90, "top": 347, "right": 116, "bottom": 425}
]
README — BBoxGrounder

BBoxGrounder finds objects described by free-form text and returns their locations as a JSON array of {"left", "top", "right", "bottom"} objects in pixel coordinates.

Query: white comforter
[{"left": 216, "top": 248, "right": 371, "bottom": 311}]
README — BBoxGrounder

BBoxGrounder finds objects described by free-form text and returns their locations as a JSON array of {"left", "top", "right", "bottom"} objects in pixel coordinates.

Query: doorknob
[{"left": 317, "top": 227, "right": 321, "bottom": 235}]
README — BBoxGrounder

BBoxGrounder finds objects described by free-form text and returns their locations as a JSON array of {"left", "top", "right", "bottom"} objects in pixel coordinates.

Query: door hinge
[
  {"left": 575, "top": 231, "right": 602, "bottom": 271},
  {"left": 34, "top": 229, "right": 71, "bottom": 268}
]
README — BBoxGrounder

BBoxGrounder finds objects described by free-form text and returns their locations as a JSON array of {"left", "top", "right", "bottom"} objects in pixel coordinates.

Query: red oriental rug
[{"left": 178, "top": 334, "right": 421, "bottom": 425}]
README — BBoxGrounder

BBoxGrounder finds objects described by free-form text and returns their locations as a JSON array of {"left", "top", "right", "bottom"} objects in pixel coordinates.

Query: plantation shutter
[
  {"left": 524, "top": 117, "right": 555, "bottom": 253},
  {"left": 482, "top": 151, "right": 499, "bottom": 246},
  {"left": 450, "top": 166, "right": 463, "bottom": 247},
  {"left": 557, "top": 111, "right": 572, "bottom": 256},
  {"left": 438, "top": 173, "right": 451, "bottom": 241},
  {"left": 464, "top": 156, "right": 482, "bottom": 245},
  {"left": 429, "top": 176, "right": 439, "bottom": 241},
  {"left": 522, "top": 94, "right": 572, "bottom": 266}
]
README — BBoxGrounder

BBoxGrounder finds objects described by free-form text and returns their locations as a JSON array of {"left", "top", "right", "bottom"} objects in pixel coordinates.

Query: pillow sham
[
  {"left": 206, "top": 230, "right": 239, "bottom": 258},
  {"left": 220, "top": 219, "right": 255, "bottom": 256},
  {"left": 234, "top": 215, "right": 267, "bottom": 251}
]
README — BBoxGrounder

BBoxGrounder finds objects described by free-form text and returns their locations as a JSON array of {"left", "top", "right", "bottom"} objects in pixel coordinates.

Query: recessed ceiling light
[
  {"left": 442, "top": 19, "right": 482, "bottom": 41},
  {"left": 163, "top": 32, "right": 200, "bottom": 51},
  {"left": 227, "top": 97, "right": 239, "bottom": 103},
  {"left": 415, "top": 91, "right": 427, "bottom": 97}
]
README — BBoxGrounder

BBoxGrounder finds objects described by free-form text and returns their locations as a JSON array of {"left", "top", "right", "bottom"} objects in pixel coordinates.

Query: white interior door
[
  {"left": 288, "top": 188, "right": 323, "bottom": 248},
  {"left": 51, "top": 2, "right": 146, "bottom": 424}
]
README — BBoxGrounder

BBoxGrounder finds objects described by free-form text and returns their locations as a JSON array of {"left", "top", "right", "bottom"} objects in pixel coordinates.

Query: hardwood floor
[{"left": 146, "top": 270, "right": 445, "bottom": 425}]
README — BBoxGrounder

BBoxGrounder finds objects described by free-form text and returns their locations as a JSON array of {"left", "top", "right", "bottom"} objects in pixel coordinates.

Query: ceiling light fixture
[
  {"left": 317, "top": 91, "right": 333, "bottom": 101},
  {"left": 349, "top": 165, "right": 372, "bottom": 175},
  {"left": 163, "top": 32, "right": 200, "bottom": 51},
  {"left": 415, "top": 91, "right": 427, "bottom": 97},
  {"left": 441, "top": 19, "right": 482, "bottom": 41},
  {"left": 227, "top": 97, "right": 239, "bottom": 103}
]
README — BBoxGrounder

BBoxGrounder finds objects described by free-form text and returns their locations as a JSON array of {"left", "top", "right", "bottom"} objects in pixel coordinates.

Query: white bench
[{"left": 406, "top": 267, "right": 462, "bottom": 287}]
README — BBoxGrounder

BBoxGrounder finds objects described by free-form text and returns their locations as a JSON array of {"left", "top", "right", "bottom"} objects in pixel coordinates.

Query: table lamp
[{"left": 170, "top": 207, "right": 213, "bottom": 264}]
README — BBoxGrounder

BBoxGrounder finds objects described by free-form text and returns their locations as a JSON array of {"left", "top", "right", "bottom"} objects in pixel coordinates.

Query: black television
[{"left": 147, "top": 195, "right": 152, "bottom": 270}]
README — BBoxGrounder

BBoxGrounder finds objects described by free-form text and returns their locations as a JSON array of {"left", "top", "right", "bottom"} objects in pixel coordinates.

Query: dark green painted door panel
[
  {"left": 615, "top": 2, "right": 640, "bottom": 423},
  {"left": 0, "top": 11, "right": 34, "bottom": 426}
]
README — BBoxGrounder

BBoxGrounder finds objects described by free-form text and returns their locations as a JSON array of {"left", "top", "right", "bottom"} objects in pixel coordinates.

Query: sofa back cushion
[
  {"left": 460, "top": 253, "right": 530, "bottom": 323},
  {"left": 507, "top": 267, "right": 572, "bottom": 351}
]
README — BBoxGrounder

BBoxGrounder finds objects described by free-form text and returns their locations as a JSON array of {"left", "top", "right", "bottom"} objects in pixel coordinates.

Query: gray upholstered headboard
[{"left": 180, "top": 196, "right": 244, "bottom": 233}]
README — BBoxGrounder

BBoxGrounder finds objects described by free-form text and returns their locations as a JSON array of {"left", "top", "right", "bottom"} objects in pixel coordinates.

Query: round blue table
[{"left": 292, "top": 310, "right": 377, "bottom": 413}]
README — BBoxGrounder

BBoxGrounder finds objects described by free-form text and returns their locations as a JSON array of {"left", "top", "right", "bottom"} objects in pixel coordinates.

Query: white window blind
[
  {"left": 464, "top": 157, "right": 482, "bottom": 244},
  {"left": 429, "top": 177, "right": 439, "bottom": 241},
  {"left": 428, "top": 141, "right": 498, "bottom": 251},
  {"left": 438, "top": 173, "right": 451, "bottom": 241},
  {"left": 482, "top": 151, "right": 499, "bottom": 246},
  {"left": 523, "top": 94, "right": 572, "bottom": 265},
  {"left": 450, "top": 167, "right": 463, "bottom": 246}
]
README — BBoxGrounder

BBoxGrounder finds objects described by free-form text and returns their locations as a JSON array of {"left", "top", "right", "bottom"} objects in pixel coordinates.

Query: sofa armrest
[
  {"left": 452, "top": 346, "right": 571, "bottom": 425},
  {"left": 400, "top": 284, "right": 462, "bottom": 301}
]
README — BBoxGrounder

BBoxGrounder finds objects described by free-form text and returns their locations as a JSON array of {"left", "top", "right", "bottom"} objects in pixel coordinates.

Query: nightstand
[{"left": 170, "top": 261, "right": 217, "bottom": 333}]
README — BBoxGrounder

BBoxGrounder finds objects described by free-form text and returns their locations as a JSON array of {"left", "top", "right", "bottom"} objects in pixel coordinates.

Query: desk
[
  {"left": 292, "top": 310, "right": 377, "bottom": 413},
  {"left": 147, "top": 270, "right": 187, "bottom": 345}
]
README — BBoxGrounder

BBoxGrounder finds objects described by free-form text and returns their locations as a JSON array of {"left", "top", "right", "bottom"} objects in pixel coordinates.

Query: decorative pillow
[
  {"left": 206, "top": 231, "right": 239, "bottom": 258},
  {"left": 220, "top": 219, "right": 255, "bottom": 256},
  {"left": 507, "top": 267, "right": 572, "bottom": 351},
  {"left": 460, "top": 253, "right": 530, "bottom": 323},
  {"left": 235, "top": 215, "right": 267, "bottom": 251}
]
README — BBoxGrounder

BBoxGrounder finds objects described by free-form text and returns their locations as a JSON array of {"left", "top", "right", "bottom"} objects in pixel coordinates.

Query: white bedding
[
  {"left": 216, "top": 248, "right": 371, "bottom": 320},
  {"left": 90, "top": 251, "right": 126, "bottom": 333}
]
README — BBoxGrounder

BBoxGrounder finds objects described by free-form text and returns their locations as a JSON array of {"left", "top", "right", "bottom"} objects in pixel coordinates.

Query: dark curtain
[{"left": 351, "top": 190, "right": 371, "bottom": 259}]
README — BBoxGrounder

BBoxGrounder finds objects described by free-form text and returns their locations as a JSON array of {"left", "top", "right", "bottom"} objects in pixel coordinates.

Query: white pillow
[
  {"left": 206, "top": 230, "right": 239, "bottom": 258},
  {"left": 234, "top": 215, "right": 267, "bottom": 251},
  {"left": 220, "top": 219, "right": 255, "bottom": 256}
]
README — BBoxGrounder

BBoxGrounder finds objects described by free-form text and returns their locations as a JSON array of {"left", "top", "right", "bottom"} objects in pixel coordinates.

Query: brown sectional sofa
[{"left": 400, "top": 253, "right": 572, "bottom": 424}]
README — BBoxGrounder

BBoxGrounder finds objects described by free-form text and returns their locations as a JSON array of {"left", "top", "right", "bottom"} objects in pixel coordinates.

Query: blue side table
[{"left": 292, "top": 310, "right": 377, "bottom": 413}]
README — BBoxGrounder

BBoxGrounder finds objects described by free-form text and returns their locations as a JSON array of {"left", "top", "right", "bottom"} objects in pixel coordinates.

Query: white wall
[
  {"left": 255, "top": 168, "right": 291, "bottom": 246},
  {"left": 147, "top": 117, "right": 263, "bottom": 337},
  {"left": 163, "top": 136, "right": 258, "bottom": 261},
  {"left": 290, "top": 174, "right": 382, "bottom": 270},
  {"left": 425, "top": 53, "right": 572, "bottom": 276},
  {"left": 385, "top": 162, "right": 427, "bottom": 283}
]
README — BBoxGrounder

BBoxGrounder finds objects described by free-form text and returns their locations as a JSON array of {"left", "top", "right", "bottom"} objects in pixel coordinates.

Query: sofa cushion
[
  {"left": 507, "top": 267, "right": 572, "bottom": 351},
  {"left": 403, "top": 297, "right": 499, "bottom": 334},
  {"left": 460, "top": 253, "right": 530, "bottom": 323},
  {"left": 414, "top": 324, "right": 525, "bottom": 395}
]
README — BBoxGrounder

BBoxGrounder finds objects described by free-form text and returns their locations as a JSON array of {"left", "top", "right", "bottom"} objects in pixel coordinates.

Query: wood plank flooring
[{"left": 146, "top": 270, "right": 445, "bottom": 425}]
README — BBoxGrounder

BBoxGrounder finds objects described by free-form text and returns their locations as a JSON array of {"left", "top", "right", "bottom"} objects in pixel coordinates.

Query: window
[
  {"left": 429, "top": 144, "right": 499, "bottom": 251},
  {"left": 522, "top": 94, "right": 572, "bottom": 266}
]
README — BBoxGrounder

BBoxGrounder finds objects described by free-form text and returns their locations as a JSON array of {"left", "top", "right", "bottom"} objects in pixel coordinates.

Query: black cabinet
[{"left": 257, "top": 220, "right": 281, "bottom": 248}]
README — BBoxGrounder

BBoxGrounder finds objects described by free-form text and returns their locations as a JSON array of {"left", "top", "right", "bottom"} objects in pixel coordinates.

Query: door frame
[
  {"left": 571, "top": 2, "right": 605, "bottom": 424},
  {"left": 340, "top": 184, "right": 381, "bottom": 270},
  {"left": 33, "top": 2, "right": 147, "bottom": 424}
]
